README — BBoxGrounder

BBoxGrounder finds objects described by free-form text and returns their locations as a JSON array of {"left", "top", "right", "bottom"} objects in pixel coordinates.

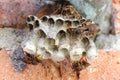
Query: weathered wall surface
[
  {"left": 0, "top": 0, "right": 41, "bottom": 28},
  {"left": 69, "top": 0, "right": 113, "bottom": 34},
  {"left": 0, "top": 0, "right": 114, "bottom": 33}
]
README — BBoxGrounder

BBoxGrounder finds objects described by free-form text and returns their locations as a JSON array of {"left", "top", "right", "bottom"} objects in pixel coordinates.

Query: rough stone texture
[
  {"left": 69, "top": 0, "right": 114, "bottom": 34},
  {"left": 10, "top": 47, "right": 26, "bottom": 71},
  {"left": 95, "top": 0, "right": 120, "bottom": 49},
  {"left": 0, "top": 49, "right": 120, "bottom": 80},
  {"left": 0, "top": 0, "right": 114, "bottom": 33},
  {"left": 0, "top": 0, "right": 41, "bottom": 28},
  {"left": 0, "top": 28, "right": 28, "bottom": 49},
  {"left": 95, "top": 33, "right": 120, "bottom": 50},
  {"left": 10, "top": 47, "right": 25, "bottom": 60}
]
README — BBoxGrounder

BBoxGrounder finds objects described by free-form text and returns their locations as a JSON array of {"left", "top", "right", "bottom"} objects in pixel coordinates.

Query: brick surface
[
  {"left": 0, "top": 49, "right": 120, "bottom": 80},
  {"left": 79, "top": 50, "right": 120, "bottom": 80},
  {"left": 113, "top": 0, "right": 120, "bottom": 33},
  {"left": 0, "top": 0, "right": 40, "bottom": 28}
]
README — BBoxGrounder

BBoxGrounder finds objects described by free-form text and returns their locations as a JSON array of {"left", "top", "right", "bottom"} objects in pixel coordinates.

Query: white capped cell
[
  {"left": 70, "top": 47, "right": 85, "bottom": 61},
  {"left": 87, "top": 39, "right": 98, "bottom": 59},
  {"left": 22, "top": 41, "right": 36, "bottom": 54}
]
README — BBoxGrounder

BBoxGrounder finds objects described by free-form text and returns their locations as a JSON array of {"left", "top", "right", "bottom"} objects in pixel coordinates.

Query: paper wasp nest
[{"left": 22, "top": 14, "right": 100, "bottom": 63}]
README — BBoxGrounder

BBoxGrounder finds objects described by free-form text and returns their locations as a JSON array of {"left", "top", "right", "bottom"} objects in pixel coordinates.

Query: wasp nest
[{"left": 22, "top": 14, "right": 100, "bottom": 64}]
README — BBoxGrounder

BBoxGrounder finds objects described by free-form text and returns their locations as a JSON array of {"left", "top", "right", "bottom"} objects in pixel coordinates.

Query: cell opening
[
  {"left": 56, "top": 19, "right": 64, "bottom": 26},
  {"left": 37, "top": 29, "right": 46, "bottom": 38},
  {"left": 34, "top": 20, "right": 40, "bottom": 28},
  {"left": 73, "top": 20, "right": 80, "bottom": 26},
  {"left": 28, "top": 23, "right": 34, "bottom": 31},
  {"left": 30, "top": 15, "right": 35, "bottom": 21},
  {"left": 57, "top": 30, "right": 66, "bottom": 40},
  {"left": 60, "top": 48, "right": 69, "bottom": 56},
  {"left": 49, "top": 45, "right": 58, "bottom": 52},
  {"left": 62, "top": 10, "right": 67, "bottom": 15},
  {"left": 82, "top": 37, "right": 90, "bottom": 49},
  {"left": 80, "top": 19, "right": 86, "bottom": 24},
  {"left": 40, "top": 16, "right": 48, "bottom": 22},
  {"left": 82, "top": 51, "right": 87, "bottom": 57},
  {"left": 48, "top": 18, "right": 55, "bottom": 25},
  {"left": 45, "top": 38, "right": 55, "bottom": 46},
  {"left": 64, "top": 20, "right": 72, "bottom": 27},
  {"left": 26, "top": 16, "right": 31, "bottom": 22}
]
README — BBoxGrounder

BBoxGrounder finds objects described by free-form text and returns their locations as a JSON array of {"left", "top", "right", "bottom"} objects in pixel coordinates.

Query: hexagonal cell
[
  {"left": 59, "top": 48, "right": 69, "bottom": 56},
  {"left": 22, "top": 41, "right": 36, "bottom": 54},
  {"left": 55, "top": 19, "right": 64, "bottom": 26},
  {"left": 81, "top": 37, "right": 90, "bottom": 50},
  {"left": 44, "top": 38, "right": 55, "bottom": 48},
  {"left": 49, "top": 45, "right": 58, "bottom": 52},
  {"left": 26, "top": 16, "right": 31, "bottom": 22},
  {"left": 51, "top": 49, "right": 65, "bottom": 62},
  {"left": 30, "top": 15, "right": 35, "bottom": 21},
  {"left": 79, "top": 18, "right": 86, "bottom": 24},
  {"left": 37, "top": 29, "right": 47, "bottom": 38},
  {"left": 56, "top": 30, "right": 66, "bottom": 40},
  {"left": 70, "top": 47, "right": 85, "bottom": 62},
  {"left": 27, "top": 23, "right": 34, "bottom": 31},
  {"left": 86, "top": 39, "right": 98, "bottom": 59},
  {"left": 26, "top": 15, "right": 38, "bottom": 22},
  {"left": 34, "top": 20, "right": 40, "bottom": 28},
  {"left": 64, "top": 20, "right": 72, "bottom": 27},
  {"left": 47, "top": 18, "right": 55, "bottom": 26},
  {"left": 40, "top": 15, "right": 49, "bottom": 22},
  {"left": 72, "top": 20, "right": 80, "bottom": 27}
]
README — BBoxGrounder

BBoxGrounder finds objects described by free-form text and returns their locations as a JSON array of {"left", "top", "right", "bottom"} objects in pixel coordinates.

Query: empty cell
[
  {"left": 40, "top": 15, "right": 49, "bottom": 22},
  {"left": 64, "top": 20, "right": 72, "bottom": 27},
  {"left": 80, "top": 19, "right": 86, "bottom": 24},
  {"left": 30, "top": 15, "right": 35, "bottom": 21},
  {"left": 45, "top": 38, "right": 55, "bottom": 46},
  {"left": 60, "top": 48, "right": 69, "bottom": 56},
  {"left": 28, "top": 23, "right": 34, "bottom": 31},
  {"left": 37, "top": 29, "right": 47, "bottom": 38},
  {"left": 72, "top": 20, "right": 80, "bottom": 27},
  {"left": 56, "top": 30, "right": 66, "bottom": 40},
  {"left": 26, "top": 16, "right": 31, "bottom": 22},
  {"left": 55, "top": 19, "right": 64, "bottom": 26},
  {"left": 34, "top": 20, "right": 40, "bottom": 28},
  {"left": 49, "top": 45, "right": 58, "bottom": 52},
  {"left": 47, "top": 18, "right": 55, "bottom": 25},
  {"left": 82, "top": 37, "right": 90, "bottom": 49}
]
